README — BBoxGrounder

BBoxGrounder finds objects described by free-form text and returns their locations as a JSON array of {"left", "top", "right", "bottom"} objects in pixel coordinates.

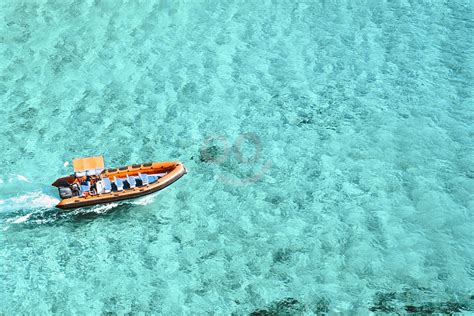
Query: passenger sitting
[
  {"left": 78, "top": 176, "right": 87, "bottom": 184},
  {"left": 91, "top": 183, "right": 97, "bottom": 195},
  {"left": 90, "top": 176, "right": 98, "bottom": 195},
  {"left": 71, "top": 183, "right": 80, "bottom": 197}
]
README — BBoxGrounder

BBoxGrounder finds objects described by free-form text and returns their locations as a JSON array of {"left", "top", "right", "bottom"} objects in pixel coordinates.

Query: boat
[{"left": 52, "top": 156, "right": 187, "bottom": 209}]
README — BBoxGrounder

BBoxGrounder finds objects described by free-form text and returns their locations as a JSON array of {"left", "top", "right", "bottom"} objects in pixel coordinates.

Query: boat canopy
[{"left": 73, "top": 156, "right": 105, "bottom": 177}]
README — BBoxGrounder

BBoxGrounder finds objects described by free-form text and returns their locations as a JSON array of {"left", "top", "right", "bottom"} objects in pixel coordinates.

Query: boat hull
[{"left": 53, "top": 161, "right": 187, "bottom": 210}]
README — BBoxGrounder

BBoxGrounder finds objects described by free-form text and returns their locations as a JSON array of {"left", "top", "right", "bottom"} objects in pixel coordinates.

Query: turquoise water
[{"left": 1, "top": 0, "right": 473, "bottom": 314}]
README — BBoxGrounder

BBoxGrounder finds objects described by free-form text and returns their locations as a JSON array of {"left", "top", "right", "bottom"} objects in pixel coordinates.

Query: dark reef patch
[
  {"left": 272, "top": 248, "right": 292, "bottom": 263},
  {"left": 369, "top": 291, "right": 473, "bottom": 314},
  {"left": 248, "top": 292, "right": 473, "bottom": 315},
  {"left": 402, "top": 302, "right": 469, "bottom": 314},
  {"left": 199, "top": 145, "right": 223, "bottom": 163},
  {"left": 250, "top": 298, "right": 305, "bottom": 316}
]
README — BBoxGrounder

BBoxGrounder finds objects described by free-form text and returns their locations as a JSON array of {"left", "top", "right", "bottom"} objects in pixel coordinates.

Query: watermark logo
[{"left": 199, "top": 132, "right": 272, "bottom": 186}]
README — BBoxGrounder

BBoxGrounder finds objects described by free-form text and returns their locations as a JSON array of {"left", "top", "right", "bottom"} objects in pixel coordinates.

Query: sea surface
[{"left": 1, "top": 0, "right": 473, "bottom": 314}]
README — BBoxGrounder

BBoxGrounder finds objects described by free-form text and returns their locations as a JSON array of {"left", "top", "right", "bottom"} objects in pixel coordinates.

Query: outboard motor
[{"left": 59, "top": 187, "right": 73, "bottom": 199}]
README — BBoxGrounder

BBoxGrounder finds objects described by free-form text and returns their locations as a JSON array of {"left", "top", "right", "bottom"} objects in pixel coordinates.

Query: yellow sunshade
[{"left": 73, "top": 156, "right": 104, "bottom": 172}]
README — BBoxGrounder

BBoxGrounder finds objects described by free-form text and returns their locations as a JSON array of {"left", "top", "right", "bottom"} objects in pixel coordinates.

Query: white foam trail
[
  {"left": 131, "top": 195, "right": 156, "bottom": 205},
  {"left": 2, "top": 192, "right": 56, "bottom": 225},
  {"left": 16, "top": 175, "right": 30, "bottom": 183},
  {"left": 63, "top": 161, "right": 69, "bottom": 167},
  {"left": 90, "top": 202, "right": 119, "bottom": 213},
  {"left": 12, "top": 192, "right": 59, "bottom": 207},
  {"left": 0, "top": 192, "right": 59, "bottom": 213},
  {"left": 13, "top": 213, "right": 32, "bottom": 224}
]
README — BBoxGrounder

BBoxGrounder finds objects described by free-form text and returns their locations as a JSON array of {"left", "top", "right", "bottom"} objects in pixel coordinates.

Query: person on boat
[
  {"left": 69, "top": 177, "right": 81, "bottom": 197},
  {"left": 77, "top": 176, "right": 87, "bottom": 184},
  {"left": 90, "top": 176, "right": 98, "bottom": 195}
]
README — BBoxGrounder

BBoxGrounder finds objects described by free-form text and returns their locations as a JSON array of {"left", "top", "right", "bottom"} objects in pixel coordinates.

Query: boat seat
[
  {"left": 114, "top": 177, "right": 124, "bottom": 191},
  {"left": 147, "top": 175, "right": 158, "bottom": 183},
  {"left": 102, "top": 177, "right": 112, "bottom": 193},
  {"left": 80, "top": 182, "right": 90, "bottom": 196},
  {"left": 127, "top": 175, "right": 136, "bottom": 188},
  {"left": 139, "top": 173, "right": 149, "bottom": 185},
  {"left": 123, "top": 180, "right": 130, "bottom": 190}
]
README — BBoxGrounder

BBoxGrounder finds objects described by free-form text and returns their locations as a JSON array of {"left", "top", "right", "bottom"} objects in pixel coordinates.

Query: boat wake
[
  {"left": 0, "top": 191, "right": 59, "bottom": 213},
  {"left": 129, "top": 194, "right": 156, "bottom": 206},
  {"left": 1, "top": 190, "right": 158, "bottom": 229}
]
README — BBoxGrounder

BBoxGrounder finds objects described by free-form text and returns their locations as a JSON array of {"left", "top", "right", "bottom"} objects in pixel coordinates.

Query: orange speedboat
[{"left": 52, "top": 156, "right": 187, "bottom": 209}]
